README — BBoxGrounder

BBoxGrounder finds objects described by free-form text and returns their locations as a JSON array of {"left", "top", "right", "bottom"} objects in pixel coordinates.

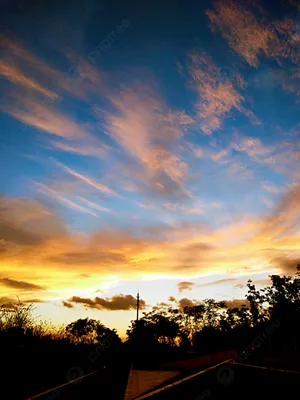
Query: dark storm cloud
[
  {"left": 68, "top": 294, "right": 147, "bottom": 311},
  {"left": 62, "top": 300, "right": 74, "bottom": 309}
]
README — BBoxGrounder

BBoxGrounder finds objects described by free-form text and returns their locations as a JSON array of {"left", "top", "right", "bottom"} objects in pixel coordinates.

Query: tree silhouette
[
  {"left": 2, "top": 265, "right": 300, "bottom": 398},
  {"left": 66, "top": 317, "right": 122, "bottom": 348},
  {"left": 66, "top": 317, "right": 97, "bottom": 343}
]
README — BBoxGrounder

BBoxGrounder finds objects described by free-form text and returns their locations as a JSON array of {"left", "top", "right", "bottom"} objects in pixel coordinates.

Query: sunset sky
[{"left": 0, "top": 0, "right": 300, "bottom": 338}]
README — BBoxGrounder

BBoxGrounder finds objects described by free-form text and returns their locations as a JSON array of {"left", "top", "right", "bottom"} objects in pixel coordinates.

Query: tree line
[{"left": 1, "top": 266, "right": 300, "bottom": 397}]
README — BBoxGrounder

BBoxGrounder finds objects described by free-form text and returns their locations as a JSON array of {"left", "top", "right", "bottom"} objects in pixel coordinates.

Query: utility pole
[{"left": 136, "top": 290, "right": 140, "bottom": 322}]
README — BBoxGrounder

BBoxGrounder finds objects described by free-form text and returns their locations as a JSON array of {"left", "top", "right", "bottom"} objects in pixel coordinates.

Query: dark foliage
[{"left": 1, "top": 266, "right": 300, "bottom": 398}]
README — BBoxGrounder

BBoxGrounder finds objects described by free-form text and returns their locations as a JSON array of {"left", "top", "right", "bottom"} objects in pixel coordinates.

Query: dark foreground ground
[
  {"left": 10, "top": 351, "right": 300, "bottom": 399},
  {"left": 27, "top": 366, "right": 130, "bottom": 400},
  {"left": 28, "top": 360, "right": 300, "bottom": 400},
  {"left": 6, "top": 355, "right": 130, "bottom": 400},
  {"left": 136, "top": 361, "right": 300, "bottom": 400}
]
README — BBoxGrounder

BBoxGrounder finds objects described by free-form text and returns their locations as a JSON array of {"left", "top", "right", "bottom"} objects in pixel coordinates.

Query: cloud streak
[
  {"left": 177, "top": 282, "right": 196, "bottom": 292},
  {"left": 96, "top": 81, "right": 191, "bottom": 197},
  {"left": 54, "top": 161, "right": 119, "bottom": 197},
  {"left": 207, "top": 0, "right": 273, "bottom": 67},
  {"left": 0, "top": 278, "right": 45, "bottom": 291},
  {"left": 68, "top": 294, "right": 147, "bottom": 311},
  {"left": 187, "top": 52, "right": 251, "bottom": 134}
]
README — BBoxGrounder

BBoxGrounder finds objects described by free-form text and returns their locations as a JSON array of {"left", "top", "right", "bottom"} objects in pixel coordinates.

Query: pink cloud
[
  {"left": 0, "top": 62, "right": 59, "bottom": 99},
  {"left": 188, "top": 52, "right": 245, "bottom": 134},
  {"left": 231, "top": 133, "right": 272, "bottom": 158},
  {"left": 206, "top": 0, "right": 274, "bottom": 67},
  {"left": 95, "top": 81, "right": 190, "bottom": 196},
  {"left": 54, "top": 161, "right": 119, "bottom": 197}
]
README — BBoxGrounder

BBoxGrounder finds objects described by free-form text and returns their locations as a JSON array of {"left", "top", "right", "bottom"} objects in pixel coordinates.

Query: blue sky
[{"left": 0, "top": 0, "right": 300, "bottom": 337}]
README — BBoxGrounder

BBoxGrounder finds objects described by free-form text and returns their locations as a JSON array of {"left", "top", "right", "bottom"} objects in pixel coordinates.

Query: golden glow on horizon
[{"left": 0, "top": 0, "right": 300, "bottom": 336}]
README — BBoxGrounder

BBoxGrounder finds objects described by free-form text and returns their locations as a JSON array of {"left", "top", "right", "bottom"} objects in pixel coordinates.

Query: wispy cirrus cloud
[
  {"left": 195, "top": 146, "right": 230, "bottom": 162},
  {"left": 54, "top": 161, "right": 119, "bottom": 197},
  {"left": 2, "top": 96, "right": 93, "bottom": 140},
  {"left": 75, "top": 196, "right": 113, "bottom": 214},
  {"left": 0, "top": 278, "right": 45, "bottom": 291},
  {"left": 47, "top": 140, "right": 111, "bottom": 158},
  {"left": 231, "top": 133, "right": 273, "bottom": 158},
  {"left": 198, "top": 278, "right": 237, "bottom": 287},
  {"left": 0, "top": 36, "right": 84, "bottom": 98},
  {"left": 261, "top": 183, "right": 287, "bottom": 193},
  {"left": 206, "top": 0, "right": 300, "bottom": 98},
  {"left": 35, "top": 182, "right": 98, "bottom": 216},
  {"left": 195, "top": 132, "right": 300, "bottom": 180},
  {"left": 0, "top": 296, "right": 44, "bottom": 305},
  {"left": 187, "top": 52, "right": 255, "bottom": 134},
  {"left": 162, "top": 199, "right": 222, "bottom": 216},
  {"left": 0, "top": 62, "right": 59, "bottom": 99},
  {"left": 206, "top": 0, "right": 273, "bottom": 67},
  {"left": 95, "top": 81, "right": 191, "bottom": 198},
  {"left": 0, "top": 36, "right": 108, "bottom": 161},
  {"left": 163, "top": 202, "right": 204, "bottom": 215}
]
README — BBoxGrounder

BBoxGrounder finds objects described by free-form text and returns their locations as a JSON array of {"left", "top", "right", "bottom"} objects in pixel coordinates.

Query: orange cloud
[
  {"left": 0, "top": 36, "right": 109, "bottom": 159},
  {"left": 2, "top": 96, "right": 93, "bottom": 140},
  {"left": 206, "top": 0, "right": 274, "bottom": 67},
  {"left": 0, "top": 194, "right": 66, "bottom": 251},
  {"left": 62, "top": 300, "right": 74, "bottom": 308},
  {"left": 0, "top": 62, "right": 59, "bottom": 99},
  {"left": 188, "top": 52, "right": 245, "bottom": 134},
  {"left": 95, "top": 81, "right": 190, "bottom": 197},
  {"left": 206, "top": 0, "right": 300, "bottom": 96},
  {"left": 1, "top": 184, "right": 300, "bottom": 302},
  {"left": 0, "top": 278, "right": 45, "bottom": 291},
  {"left": 177, "top": 281, "right": 196, "bottom": 292},
  {"left": 0, "top": 36, "right": 83, "bottom": 98},
  {"left": 0, "top": 296, "right": 45, "bottom": 305},
  {"left": 271, "top": 18, "right": 300, "bottom": 65}
]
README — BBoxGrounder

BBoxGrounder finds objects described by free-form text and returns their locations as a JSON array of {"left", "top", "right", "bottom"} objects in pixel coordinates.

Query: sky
[{"left": 0, "top": 0, "right": 300, "bottom": 338}]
